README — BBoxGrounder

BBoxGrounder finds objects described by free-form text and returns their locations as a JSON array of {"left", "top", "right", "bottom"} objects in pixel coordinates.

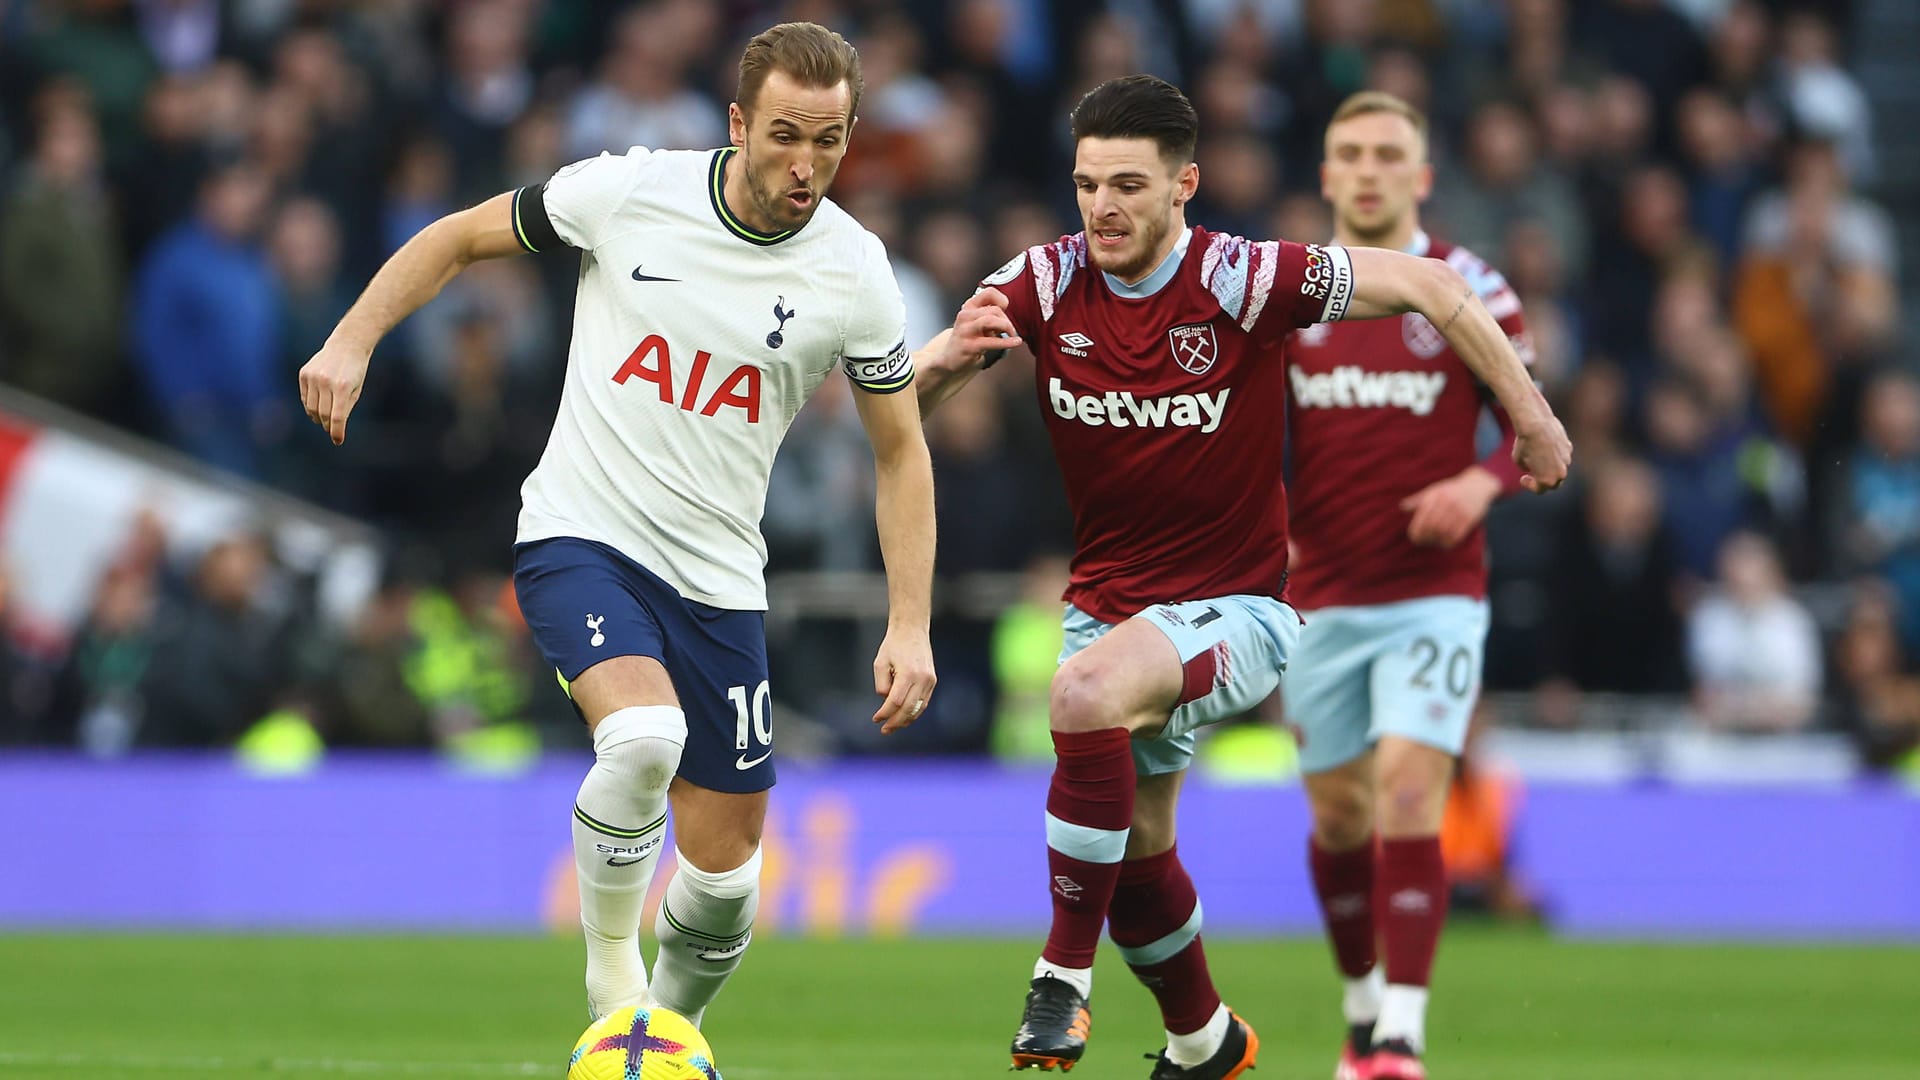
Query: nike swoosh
[
  {"left": 631, "top": 267, "right": 681, "bottom": 282},
  {"left": 734, "top": 750, "right": 773, "bottom": 770},
  {"left": 607, "top": 857, "right": 645, "bottom": 867}
]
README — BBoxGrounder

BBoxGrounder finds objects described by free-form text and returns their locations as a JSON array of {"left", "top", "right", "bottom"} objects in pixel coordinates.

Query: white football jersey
[{"left": 510, "top": 147, "right": 910, "bottom": 610}]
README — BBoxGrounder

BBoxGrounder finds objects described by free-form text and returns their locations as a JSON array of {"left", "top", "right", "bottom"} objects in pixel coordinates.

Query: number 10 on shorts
[{"left": 728, "top": 680, "right": 773, "bottom": 750}]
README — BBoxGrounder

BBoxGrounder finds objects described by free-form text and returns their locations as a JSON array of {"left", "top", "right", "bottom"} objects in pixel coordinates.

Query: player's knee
[
  {"left": 594, "top": 705, "right": 688, "bottom": 800},
  {"left": 1376, "top": 763, "right": 1447, "bottom": 836},
  {"left": 1309, "top": 774, "right": 1374, "bottom": 849},
  {"left": 1049, "top": 661, "right": 1122, "bottom": 733}
]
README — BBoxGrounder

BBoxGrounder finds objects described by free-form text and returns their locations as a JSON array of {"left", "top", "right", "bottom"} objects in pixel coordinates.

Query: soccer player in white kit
[{"left": 297, "top": 23, "right": 937, "bottom": 1025}]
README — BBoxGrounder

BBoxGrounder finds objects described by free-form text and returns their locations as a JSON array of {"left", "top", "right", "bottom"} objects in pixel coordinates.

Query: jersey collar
[
  {"left": 1101, "top": 226, "right": 1192, "bottom": 298},
  {"left": 708, "top": 148, "right": 798, "bottom": 246},
  {"left": 1404, "top": 229, "right": 1431, "bottom": 257}
]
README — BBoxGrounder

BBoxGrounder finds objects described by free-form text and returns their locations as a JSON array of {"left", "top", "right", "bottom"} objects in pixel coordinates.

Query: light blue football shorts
[
  {"left": 1060, "top": 595, "right": 1302, "bottom": 776},
  {"left": 1280, "top": 595, "right": 1491, "bottom": 774}
]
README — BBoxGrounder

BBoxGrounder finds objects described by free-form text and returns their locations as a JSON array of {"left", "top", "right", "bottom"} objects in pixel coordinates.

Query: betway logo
[
  {"left": 1048, "top": 377, "right": 1229, "bottom": 433},
  {"left": 1289, "top": 366, "right": 1447, "bottom": 416}
]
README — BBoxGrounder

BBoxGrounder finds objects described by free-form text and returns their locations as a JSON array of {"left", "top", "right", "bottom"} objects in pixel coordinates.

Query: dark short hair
[
  {"left": 737, "top": 21, "right": 863, "bottom": 119},
  {"left": 1070, "top": 74, "right": 1199, "bottom": 165}
]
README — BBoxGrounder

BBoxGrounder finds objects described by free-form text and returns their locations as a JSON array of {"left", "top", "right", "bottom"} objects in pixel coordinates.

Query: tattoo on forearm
[{"left": 1439, "top": 288, "right": 1473, "bottom": 332}]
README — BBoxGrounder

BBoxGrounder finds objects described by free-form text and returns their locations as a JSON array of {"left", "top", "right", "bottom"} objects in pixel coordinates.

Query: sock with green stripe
[
  {"left": 649, "top": 845, "right": 761, "bottom": 1027},
  {"left": 573, "top": 705, "right": 685, "bottom": 1017}
]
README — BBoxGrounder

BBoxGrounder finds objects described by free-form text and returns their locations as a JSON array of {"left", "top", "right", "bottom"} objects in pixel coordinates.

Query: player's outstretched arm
[
  {"left": 1343, "top": 246, "right": 1571, "bottom": 492},
  {"left": 913, "top": 288, "right": 1023, "bottom": 416},
  {"left": 852, "top": 383, "right": 938, "bottom": 734},
  {"left": 298, "top": 191, "right": 526, "bottom": 444}
]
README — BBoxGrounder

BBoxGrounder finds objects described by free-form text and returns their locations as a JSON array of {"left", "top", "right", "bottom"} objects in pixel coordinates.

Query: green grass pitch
[{"left": 0, "top": 928, "right": 1912, "bottom": 1079}]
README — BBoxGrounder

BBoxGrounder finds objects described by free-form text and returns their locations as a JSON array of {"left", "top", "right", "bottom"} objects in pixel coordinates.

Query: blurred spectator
[
  {"left": 117, "top": 71, "right": 206, "bottom": 256},
  {"left": 927, "top": 381, "right": 1029, "bottom": 575},
  {"left": 1736, "top": 136, "right": 1898, "bottom": 446},
  {"left": 991, "top": 552, "right": 1071, "bottom": 761},
  {"left": 0, "top": 94, "right": 122, "bottom": 416},
  {"left": 1838, "top": 372, "right": 1920, "bottom": 651},
  {"left": 137, "top": 532, "right": 289, "bottom": 747},
  {"left": 1687, "top": 531, "right": 1821, "bottom": 732},
  {"left": 432, "top": 0, "right": 534, "bottom": 199},
  {"left": 763, "top": 377, "right": 877, "bottom": 574},
  {"left": 1190, "top": 131, "right": 1279, "bottom": 239},
  {"left": 393, "top": 569, "right": 532, "bottom": 747},
  {"left": 1587, "top": 165, "right": 1701, "bottom": 379},
  {"left": 1542, "top": 457, "right": 1688, "bottom": 696},
  {"left": 323, "top": 571, "right": 432, "bottom": 747},
  {"left": 1830, "top": 582, "right": 1920, "bottom": 770},
  {"left": 1433, "top": 101, "right": 1588, "bottom": 291},
  {"left": 1572, "top": 0, "right": 1708, "bottom": 122},
  {"left": 1676, "top": 87, "right": 1764, "bottom": 268},
  {"left": 1775, "top": 9, "right": 1872, "bottom": 181},
  {"left": 129, "top": 159, "right": 283, "bottom": 478},
  {"left": 27, "top": 0, "right": 159, "bottom": 166},
  {"left": 564, "top": 3, "right": 723, "bottom": 161},
  {"left": 1643, "top": 377, "right": 1747, "bottom": 581},
  {"left": 49, "top": 560, "right": 157, "bottom": 753}
]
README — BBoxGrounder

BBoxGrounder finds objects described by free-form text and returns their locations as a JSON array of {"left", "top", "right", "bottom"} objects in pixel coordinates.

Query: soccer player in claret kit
[
  {"left": 298, "top": 23, "right": 938, "bottom": 1028},
  {"left": 914, "top": 76, "right": 1569, "bottom": 1078},
  {"left": 1283, "top": 92, "right": 1540, "bottom": 1080}
]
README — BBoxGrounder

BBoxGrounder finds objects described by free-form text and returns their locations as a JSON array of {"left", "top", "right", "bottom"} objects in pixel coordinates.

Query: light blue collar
[
  {"left": 1404, "top": 229, "right": 1431, "bottom": 257},
  {"left": 1102, "top": 227, "right": 1192, "bottom": 298}
]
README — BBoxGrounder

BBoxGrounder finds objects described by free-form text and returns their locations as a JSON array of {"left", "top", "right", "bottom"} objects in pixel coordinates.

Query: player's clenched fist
[
  {"left": 1513, "top": 415, "right": 1572, "bottom": 494},
  {"left": 298, "top": 342, "right": 370, "bottom": 445},
  {"left": 871, "top": 625, "right": 937, "bottom": 734},
  {"left": 946, "top": 287, "right": 1022, "bottom": 367}
]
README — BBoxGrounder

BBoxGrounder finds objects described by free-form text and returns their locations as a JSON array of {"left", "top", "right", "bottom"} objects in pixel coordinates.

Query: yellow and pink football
[{"left": 568, "top": 1006, "right": 721, "bottom": 1080}]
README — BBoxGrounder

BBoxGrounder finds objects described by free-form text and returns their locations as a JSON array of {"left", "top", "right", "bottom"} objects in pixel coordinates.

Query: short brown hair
[
  {"left": 1071, "top": 75, "right": 1199, "bottom": 165},
  {"left": 736, "top": 22, "right": 863, "bottom": 119},
  {"left": 1328, "top": 91, "right": 1429, "bottom": 155}
]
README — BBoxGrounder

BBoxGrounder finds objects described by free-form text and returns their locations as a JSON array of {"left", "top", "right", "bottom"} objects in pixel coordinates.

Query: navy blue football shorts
[{"left": 513, "top": 537, "right": 775, "bottom": 794}]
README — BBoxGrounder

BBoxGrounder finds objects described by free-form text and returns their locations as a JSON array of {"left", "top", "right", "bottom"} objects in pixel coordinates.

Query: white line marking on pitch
[{"left": 0, "top": 1052, "right": 550, "bottom": 1075}]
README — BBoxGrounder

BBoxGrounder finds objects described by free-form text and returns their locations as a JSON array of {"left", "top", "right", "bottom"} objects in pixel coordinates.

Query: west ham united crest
[{"left": 1168, "top": 323, "right": 1219, "bottom": 375}]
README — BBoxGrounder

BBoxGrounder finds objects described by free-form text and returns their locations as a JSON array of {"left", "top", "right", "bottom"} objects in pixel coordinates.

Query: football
[{"left": 568, "top": 1006, "right": 721, "bottom": 1080}]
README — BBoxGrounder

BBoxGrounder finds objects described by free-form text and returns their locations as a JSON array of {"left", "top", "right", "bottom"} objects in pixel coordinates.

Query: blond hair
[
  {"left": 1327, "top": 91, "right": 1429, "bottom": 158},
  {"left": 736, "top": 22, "right": 863, "bottom": 118}
]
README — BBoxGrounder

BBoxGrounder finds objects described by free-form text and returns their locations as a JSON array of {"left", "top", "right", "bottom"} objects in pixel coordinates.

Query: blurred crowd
[{"left": 0, "top": 0, "right": 1914, "bottom": 771}]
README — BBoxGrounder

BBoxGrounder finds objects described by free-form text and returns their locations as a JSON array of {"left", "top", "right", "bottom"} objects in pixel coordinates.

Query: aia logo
[
  {"left": 612, "top": 333, "right": 761, "bottom": 422},
  {"left": 1168, "top": 323, "right": 1218, "bottom": 375}
]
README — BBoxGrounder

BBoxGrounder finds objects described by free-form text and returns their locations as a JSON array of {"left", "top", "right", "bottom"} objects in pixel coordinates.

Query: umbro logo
[
  {"left": 1389, "top": 888, "right": 1433, "bottom": 914},
  {"left": 1058, "top": 332, "right": 1095, "bottom": 356},
  {"left": 1053, "top": 874, "right": 1083, "bottom": 898},
  {"left": 631, "top": 266, "right": 681, "bottom": 283}
]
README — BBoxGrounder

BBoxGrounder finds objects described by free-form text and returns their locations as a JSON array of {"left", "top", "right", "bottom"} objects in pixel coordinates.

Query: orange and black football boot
[{"left": 1010, "top": 975, "right": 1093, "bottom": 1071}]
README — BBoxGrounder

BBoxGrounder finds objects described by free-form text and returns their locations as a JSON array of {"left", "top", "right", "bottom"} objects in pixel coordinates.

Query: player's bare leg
[
  {"left": 569, "top": 657, "right": 688, "bottom": 1019},
  {"left": 1304, "top": 753, "right": 1384, "bottom": 1080},
  {"left": 1366, "top": 736, "right": 1453, "bottom": 1079},
  {"left": 647, "top": 781, "right": 767, "bottom": 1027},
  {"left": 1116, "top": 772, "right": 1259, "bottom": 1079},
  {"left": 1013, "top": 618, "right": 1182, "bottom": 1072}
]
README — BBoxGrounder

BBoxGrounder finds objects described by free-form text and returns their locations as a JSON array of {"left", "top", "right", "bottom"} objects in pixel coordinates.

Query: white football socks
[
  {"left": 648, "top": 846, "right": 763, "bottom": 1027},
  {"left": 1376, "top": 984, "right": 1430, "bottom": 1052},
  {"left": 1165, "top": 1002, "right": 1231, "bottom": 1067},
  {"left": 572, "top": 705, "right": 686, "bottom": 1017},
  {"left": 1345, "top": 966, "right": 1386, "bottom": 1026},
  {"left": 1032, "top": 957, "right": 1093, "bottom": 1000}
]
